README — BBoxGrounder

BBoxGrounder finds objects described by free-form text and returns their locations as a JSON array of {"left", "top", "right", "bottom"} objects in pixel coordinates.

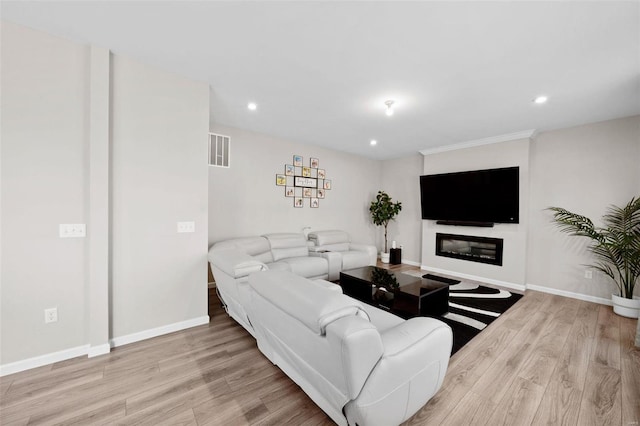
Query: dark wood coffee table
[{"left": 339, "top": 266, "right": 449, "bottom": 318}]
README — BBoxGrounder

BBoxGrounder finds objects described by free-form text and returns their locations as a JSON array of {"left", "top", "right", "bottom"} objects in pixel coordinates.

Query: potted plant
[
  {"left": 369, "top": 191, "right": 402, "bottom": 263},
  {"left": 548, "top": 196, "right": 640, "bottom": 318}
]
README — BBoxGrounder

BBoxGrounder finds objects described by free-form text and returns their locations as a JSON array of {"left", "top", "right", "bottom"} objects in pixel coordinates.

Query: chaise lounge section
[{"left": 247, "top": 270, "right": 453, "bottom": 426}]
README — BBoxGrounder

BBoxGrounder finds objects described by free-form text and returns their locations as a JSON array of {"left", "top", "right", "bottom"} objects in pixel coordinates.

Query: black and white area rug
[{"left": 406, "top": 271, "right": 523, "bottom": 354}]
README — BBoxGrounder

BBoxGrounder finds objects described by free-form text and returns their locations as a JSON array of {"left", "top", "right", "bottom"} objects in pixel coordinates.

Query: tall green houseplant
[
  {"left": 369, "top": 191, "right": 402, "bottom": 254},
  {"left": 548, "top": 196, "right": 640, "bottom": 300}
]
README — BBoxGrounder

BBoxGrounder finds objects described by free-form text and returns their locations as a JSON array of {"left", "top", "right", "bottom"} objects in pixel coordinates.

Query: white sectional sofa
[
  {"left": 247, "top": 270, "right": 453, "bottom": 426},
  {"left": 208, "top": 231, "right": 377, "bottom": 333}
]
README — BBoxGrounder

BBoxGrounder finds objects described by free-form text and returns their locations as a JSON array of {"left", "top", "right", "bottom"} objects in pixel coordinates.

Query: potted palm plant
[
  {"left": 548, "top": 196, "right": 640, "bottom": 318},
  {"left": 369, "top": 191, "right": 402, "bottom": 263}
]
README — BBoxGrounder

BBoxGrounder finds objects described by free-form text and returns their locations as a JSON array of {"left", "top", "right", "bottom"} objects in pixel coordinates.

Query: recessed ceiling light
[
  {"left": 370, "top": 140, "right": 377, "bottom": 146},
  {"left": 533, "top": 96, "right": 548, "bottom": 104},
  {"left": 247, "top": 102, "right": 257, "bottom": 110}
]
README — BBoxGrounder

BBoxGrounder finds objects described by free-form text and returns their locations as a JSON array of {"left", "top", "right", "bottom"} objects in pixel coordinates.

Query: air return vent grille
[{"left": 208, "top": 133, "right": 230, "bottom": 167}]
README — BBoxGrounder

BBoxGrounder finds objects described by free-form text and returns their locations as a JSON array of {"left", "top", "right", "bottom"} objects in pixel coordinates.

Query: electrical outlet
[
  {"left": 177, "top": 221, "right": 195, "bottom": 233},
  {"left": 584, "top": 270, "right": 593, "bottom": 279},
  {"left": 44, "top": 308, "right": 58, "bottom": 323}
]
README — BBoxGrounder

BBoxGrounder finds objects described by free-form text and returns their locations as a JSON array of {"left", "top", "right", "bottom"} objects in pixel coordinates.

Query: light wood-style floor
[{"left": 1, "top": 264, "right": 638, "bottom": 425}]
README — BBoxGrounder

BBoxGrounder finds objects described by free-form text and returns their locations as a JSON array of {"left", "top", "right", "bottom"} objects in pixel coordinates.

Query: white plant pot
[
  {"left": 380, "top": 252, "right": 390, "bottom": 264},
  {"left": 611, "top": 294, "right": 640, "bottom": 318}
]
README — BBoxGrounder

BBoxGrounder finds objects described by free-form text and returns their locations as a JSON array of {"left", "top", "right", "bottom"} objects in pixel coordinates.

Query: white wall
[
  {"left": 1, "top": 22, "right": 209, "bottom": 369},
  {"left": 421, "top": 138, "right": 530, "bottom": 288},
  {"left": 208, "top": 125, "right": 382, "bottom": 248},
  {"left": 1, "top": 21, "right": 89, "bottom": 365},
  {"left": 110, "top": 55, "right": 209, "bottom": 339},
  {"left": 527, "top": 115, "right": 640, "bottom": 299},
  {"left": 380, "top": 154, "right": 423, "bottom": 264}
]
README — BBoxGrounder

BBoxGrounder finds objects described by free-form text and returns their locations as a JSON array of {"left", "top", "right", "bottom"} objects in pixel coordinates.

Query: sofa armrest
[
  {"left": 380, "top": 317, "right": 451, "bottom": 356},
  {"left": 309, "top": 250, "right": 341, "bottom": 281},
  {"left": 348, "top": 243, "right": 378, "bottom": 266},
  {"left": 209, "top": 249, "right": 267, "bottom": 279},
  {"left": 344, "top": 317, "right": 452, "bottom": 426}
]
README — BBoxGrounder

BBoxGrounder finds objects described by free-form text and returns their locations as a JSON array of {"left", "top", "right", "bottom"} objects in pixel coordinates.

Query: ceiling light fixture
[
  {"left": 370, "top": 140, "right": 377, "bottom": 146},
  {"left": 247, "top": 102, "right": 257, "bottom": 110},
  {"left": 533, "top": 96, "right": 548, "bottom": 104},
  {"left": 384, "top": 100, "right": 395, "bottom": 116}
]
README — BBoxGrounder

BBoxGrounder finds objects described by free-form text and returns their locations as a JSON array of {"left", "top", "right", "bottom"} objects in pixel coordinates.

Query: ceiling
[{"left": 2, "top": 1, "right": 639, "bottom": 160}]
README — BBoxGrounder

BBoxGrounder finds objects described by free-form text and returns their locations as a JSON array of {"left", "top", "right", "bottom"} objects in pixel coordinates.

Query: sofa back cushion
[
  {"left": 263, "top": 233, "right": 309, "bottom": 261},
  {"left": 308, "top": 230, "right": 350, "bottom": 246},
  {"left": 249, "top": 270, "right": 369, "bottom": 334},
  {"left": 212, "top": 236, "right": 274, "bottom": 264}
]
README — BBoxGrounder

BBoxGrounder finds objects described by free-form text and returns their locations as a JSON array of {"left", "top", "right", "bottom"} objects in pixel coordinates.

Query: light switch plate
[
  {"left": 177, "top": 221, "right": 195, "bottom": 233},
  {"left": 59, "top": 224, "right": 86, "bottom": 238}
]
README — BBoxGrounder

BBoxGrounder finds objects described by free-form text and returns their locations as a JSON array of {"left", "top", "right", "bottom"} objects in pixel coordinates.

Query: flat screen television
[{"left": 420, "top": 166, "right": 519, "bottom": 224}]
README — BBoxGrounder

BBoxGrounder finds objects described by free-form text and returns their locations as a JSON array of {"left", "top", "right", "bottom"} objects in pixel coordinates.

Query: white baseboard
[
  {"left": 420, "top": 265, "right": 526, "bottom": 292},
  {"left": 0, "top": 315, "right": 210, "bottom": 377},
  {"left": 0, "top": 344, "right": 89, "bottom": 377},
  {"left": 109, "top": 315, "right": 210, "bottom": 348},
  {"left": 87, "top": 343, "right": 111, "bottom": 358},
  {"left": 402, "top": 259, "right": 421, "bottom": 267},
  {"left": 526, "top": 283, "right": 612, "bottom": 306}
]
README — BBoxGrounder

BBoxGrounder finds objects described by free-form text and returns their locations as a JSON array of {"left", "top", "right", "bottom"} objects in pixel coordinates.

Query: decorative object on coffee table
[
  {"left": 549, "top": 196, "right": 640, "bottom": 318},
  {"left": 369, "top": 191, "right": 402, "bottom": 263}
]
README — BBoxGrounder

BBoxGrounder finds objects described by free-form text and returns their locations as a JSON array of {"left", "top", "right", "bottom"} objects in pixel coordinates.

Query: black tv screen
[{"left": 420, "top": 166, "right": 519, "bottom": 224}]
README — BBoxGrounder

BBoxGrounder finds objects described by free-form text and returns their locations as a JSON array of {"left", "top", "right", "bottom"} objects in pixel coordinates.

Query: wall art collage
[{"left": 276, "top": 155, "right": 331, "bottom": 208}]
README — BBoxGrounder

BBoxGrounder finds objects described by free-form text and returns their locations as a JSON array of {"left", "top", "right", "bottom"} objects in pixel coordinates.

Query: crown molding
[{"left": 419, "top": 129, "right": 537, "bottom": 156}]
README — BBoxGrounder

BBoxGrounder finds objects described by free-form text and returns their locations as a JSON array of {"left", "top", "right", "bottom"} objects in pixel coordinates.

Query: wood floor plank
[
  {"left": 118, "top": 378, "right": 231, "bottom": 426},
  {"left": 1, "top": 362, "right": 105, "bottom": 408},
  {"left": 518, "top": 317, "right": 572, "bottom": 386},
  {"left": 439, "top": 390, "right": 497, "bottom": 426},
  {"left": 552, "top": 309, "right": 598, "bottom": 391},
  {"left": 156, "top": 408, "right": 198, "bottom": 426},
  {"left": 576, "top": 362, "right": 622, "bottom": 426},
  {"left": 487, "top": 377, "right": 546, "bottom": 425},
  {"left": 591, "top": 305, "right": 622, "bottom": 370},
  {"left": 468, "top": 310, "right": 548, "bottom": 404},
  {"left": 532, "top": 379, "right": 583, "bottom": 426},
  {"left": 620, "top": 315, "right": 640, "bottom": 426}
]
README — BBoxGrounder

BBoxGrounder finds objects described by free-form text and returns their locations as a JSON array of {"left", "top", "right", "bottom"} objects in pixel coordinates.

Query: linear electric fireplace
[{"left": 436, "top": 233, "right": 504, "bottom": 266}]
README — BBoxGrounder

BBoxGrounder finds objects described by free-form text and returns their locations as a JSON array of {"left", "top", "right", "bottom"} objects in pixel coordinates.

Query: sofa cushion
[
  {"left": 249, "top": 270, "right": 369, "bottom": 335},
  {"left": 342, "top": 251, "right": 373, "bottom": 271},
  {"left": 264, "top": 233, "right": 309, "bottom": 261},
  {"left": 308, "top": 230, "right": 350, "bottom": 246},
  {"left": 281, "top": 256, "right": 328, "bottom": 278},
  {"left": 212, "top": 237, "right": 274, "bottom": 264}
]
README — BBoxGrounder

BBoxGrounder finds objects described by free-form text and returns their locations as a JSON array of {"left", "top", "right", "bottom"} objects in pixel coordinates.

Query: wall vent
[{"left": 208, "top": 133, "right": 230, "bottom": 167}]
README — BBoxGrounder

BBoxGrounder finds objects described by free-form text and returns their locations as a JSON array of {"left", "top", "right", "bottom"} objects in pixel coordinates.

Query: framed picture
[
  {"left": 285, "top": 164, "right": 295, "bottom": 176},
  {"left": 310, "top": 198, "right": 319, "bottom": 208},
  {"left": 302, "top": 166, "right": 311, "bottom": 177},
  {"left": 285, "top": 186, "right": 295, "bottom": 197},
  {"left": 293, "top": 155, "right": 303, "bottom": 167},
  {"left": 317, "top": 189, "right": 325, "bottom": 199},
  {"left": 323, "top": 179, "right": 332, "bottom": 190},
  {"left": 294, "top": 166, "right": 302, "bottom": 176},
  {"left": 303, "top": 188, "right": 312, "bottom": 198},
  {"left": 317, "top": 179, "right": 324, "bottom": 189},
  {"left": 310, "top": 158, "right": 319, "bottom": 168},
  {"left": 317, "top": 169, "right": 326, "bottom": 179},
  {"left": 294, "top": 197, "right": 303, "bottom": 208},
  {"left": 276, "top": 174, "right": 287, "bottom": 186},
  {"left": 294, "top": 177, "right": 317, "bottom": 188}
]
